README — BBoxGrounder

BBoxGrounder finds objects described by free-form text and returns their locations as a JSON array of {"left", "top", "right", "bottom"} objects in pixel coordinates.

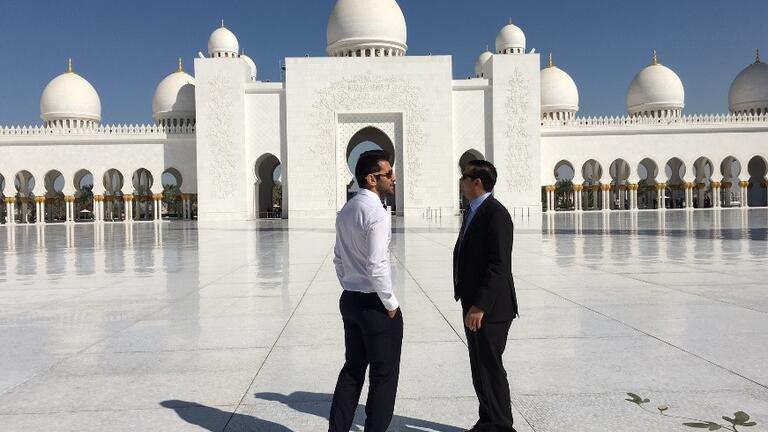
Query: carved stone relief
[
  {"left": 504, "top": 68, "right": 533, "bottom": 193},
  {"left": 205, "top": 72, "right": 237, "bottom": 199},
  {"left": 308, "top": 73, "right": 426, "bottom": 207}
]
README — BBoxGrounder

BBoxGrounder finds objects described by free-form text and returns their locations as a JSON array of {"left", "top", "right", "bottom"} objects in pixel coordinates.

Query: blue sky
[{"left": 0, "top": 0, "right": 765, "bottom": 125}]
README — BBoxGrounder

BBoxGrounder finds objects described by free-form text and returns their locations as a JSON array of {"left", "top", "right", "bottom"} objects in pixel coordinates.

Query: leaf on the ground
[
  {"left": 742, "top": 422, "right": 757, "bottom": 427},
  {"left": 734, "top": 412, "right": 751, "bottom": 425}
]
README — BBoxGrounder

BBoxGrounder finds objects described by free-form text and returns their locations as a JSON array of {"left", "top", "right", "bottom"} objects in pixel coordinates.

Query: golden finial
[
  {"left": 177, "top": 57, "right": 184, "bottom": 72},
  {"left": 651, "top": 50, "right": 659, "bottom": 66},
  {"left": 756, "top": 49, "right": 761, "bottom": 64},
  {"left": 66, "top": 58, "right": 73, "bottom": 73},
  {"left": 547, "top": 53, "right": 554, "bottom": 68},
  {"left": 220, "top": 19, "right": 225, "bottom": 28},
  {"left": 508, "top": 17, "right": 513, "bottom": 25}
]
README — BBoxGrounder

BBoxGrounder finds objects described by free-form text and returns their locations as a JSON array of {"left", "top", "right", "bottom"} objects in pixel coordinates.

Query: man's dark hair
[
  {"left": 355, "top": 150, "right": 391, "bottom": 189},
  {"left": 464, "top": 160, "right": 497, "bottom": 192}
]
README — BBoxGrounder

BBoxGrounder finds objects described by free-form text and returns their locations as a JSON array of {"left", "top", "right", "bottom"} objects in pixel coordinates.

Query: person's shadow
[{"left": 161, "top": 391, "right": 464, "bottom": 431}]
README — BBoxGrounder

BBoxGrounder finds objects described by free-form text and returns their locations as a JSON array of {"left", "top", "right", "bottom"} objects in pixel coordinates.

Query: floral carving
[
  {"left": 309, "top": 73, "right": 426, "bottom": 207},
  {"left": 504, "top": 68, "right": 533, "bottom": 193},
  {"left": 205, "top": 72, "right": 237, "bottom": 199}
]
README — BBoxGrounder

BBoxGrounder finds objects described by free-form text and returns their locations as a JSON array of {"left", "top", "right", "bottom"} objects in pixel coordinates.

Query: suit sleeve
[{"left": 474, "top": 208, "right": 513, "bottom": 314}]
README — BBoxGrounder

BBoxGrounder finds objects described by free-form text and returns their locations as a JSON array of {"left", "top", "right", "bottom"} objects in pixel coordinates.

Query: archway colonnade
[
  {"left": 0, "top": 167, "right": 196, "bottom": 225},
  {"left": 544, "top": 155, "right": 768, "bottom": 212}
]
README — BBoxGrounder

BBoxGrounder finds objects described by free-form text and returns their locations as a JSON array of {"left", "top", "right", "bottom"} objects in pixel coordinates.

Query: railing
[
  {"left": 542, "top": 113, "right": 768, "bottom": 128},
  {"left": 0, "top": 124, "right": 195, "bottom": 137}
]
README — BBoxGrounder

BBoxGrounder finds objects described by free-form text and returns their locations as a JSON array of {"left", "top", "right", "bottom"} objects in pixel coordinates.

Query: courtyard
[{"left": 0, "top": 209, "right": 766, "bottom": 431}]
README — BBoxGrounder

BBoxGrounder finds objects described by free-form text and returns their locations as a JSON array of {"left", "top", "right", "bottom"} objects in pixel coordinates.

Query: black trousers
[
  {"left": 462, "top": 304, "right": 515, "bottom": 432},
  {"left": 329, "top": 291, "right": 403, "bottom": 432}
]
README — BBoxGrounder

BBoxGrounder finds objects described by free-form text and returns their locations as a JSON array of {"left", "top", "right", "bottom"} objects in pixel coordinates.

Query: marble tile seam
[
  {"left": 532, "top": 285, "right": 768, "bottom": 392},
  {"left": 617, "top": 273, "right": 768, "bottom": 315},
  {"left": 0, "top": 254, "right": 285, "bottom": 399},
  {"left": 221, "top": 247, "right": 335, "bottom": 431}
]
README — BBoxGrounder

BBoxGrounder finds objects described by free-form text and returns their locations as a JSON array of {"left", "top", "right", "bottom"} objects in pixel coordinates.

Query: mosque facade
[{"left": 1, "top": 0, "right": 768, "bottom": 224}]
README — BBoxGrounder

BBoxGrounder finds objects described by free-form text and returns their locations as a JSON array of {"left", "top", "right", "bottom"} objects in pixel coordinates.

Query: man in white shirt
[{"left": 329, "top": 150, "right": 402, "bottom": 432}]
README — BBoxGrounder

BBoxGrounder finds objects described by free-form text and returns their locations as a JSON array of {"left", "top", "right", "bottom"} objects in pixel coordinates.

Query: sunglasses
[{"left": 372, "top": 170, "right": 394, "bottom": 179}]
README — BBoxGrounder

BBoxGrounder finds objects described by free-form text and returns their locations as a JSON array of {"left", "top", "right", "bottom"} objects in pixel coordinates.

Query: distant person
[
  {"left": 453, "top": 160, "right": 519, "bottom": 432},
  {"left": 329, "top": 150, "right": 402, "bottom": 432}
]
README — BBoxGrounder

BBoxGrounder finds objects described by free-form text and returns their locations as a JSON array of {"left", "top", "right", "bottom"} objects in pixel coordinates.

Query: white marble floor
[{"left": 0, "top": 209, "right": 767, "bottom": 431}]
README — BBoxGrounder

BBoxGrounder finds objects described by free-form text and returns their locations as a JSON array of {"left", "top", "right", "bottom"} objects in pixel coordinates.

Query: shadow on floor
[{"left": 161, "top": 391, "right": 464, "bottom": 431}]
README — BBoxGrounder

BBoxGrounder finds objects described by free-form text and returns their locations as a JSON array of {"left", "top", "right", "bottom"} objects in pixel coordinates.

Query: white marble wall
[
  {"left": 284, "top": 56, "right": 454, "bottom": 218},
  {"left": 193, "top": 58, "right": 251, "bottom": 221},
  {"left": 244, "top": 83, "right": 286, "bottom": 219},
  {"left": 490, "top": 54, "right": 542, "bottom": 213}
]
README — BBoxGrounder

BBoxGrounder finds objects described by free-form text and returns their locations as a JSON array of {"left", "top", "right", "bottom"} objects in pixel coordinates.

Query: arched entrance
[
  {"left": 693, "top": 157, "right": 714, "bottom": 208},
  {"left": 254, "top": 154, "right": 282, "bottom": 219},
  {"left": 553, "top": 160, "right": 575, "bottom": 211},
  {"left": 664, "top": 158, "right": 686, "bottom": 209},
  {"left": 609, "top": 159, "right": 630, "bottom": 210},
  {"left": 637, "top": 158, "right": 659, "bottom": 209},
  {"left": 581, "top": 159, "right": 603, "bottom": 211},
  {"left": 162, "top": 168, "right": 183, "bottom": 219},
  {"left": 103, "top": 169, "right": 125, "bottom": 221},
  {"left": 132, "top": 168, "right": 154, "bottom": 221},
  {"left": 74, "top": 170, "right": 94, "bottom": 222},
  {"left": 44, "top": 170, "right": 66, "bottom": 222},
  {"left": 747, "top": 156, "right": 767, "bottom": 206},
  {"left": 0, "top": 173, "right": 5, "bottom": 223},
  {"left": 458, "top": 149, "right": 485, "bottom": 211},
  {"left": 14, "top": 170, "right": 36, "bottom": 223},
  {"left": 345, "top": 127, "right": 397, "bottom": 214},
  {"left": 720, "top": 156, "right": 742, "bottom": 207}
]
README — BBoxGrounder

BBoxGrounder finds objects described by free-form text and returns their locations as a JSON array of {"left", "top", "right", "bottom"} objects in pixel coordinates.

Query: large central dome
[{"left": 327, "top": 0, "right": 407, "bottom": 57}]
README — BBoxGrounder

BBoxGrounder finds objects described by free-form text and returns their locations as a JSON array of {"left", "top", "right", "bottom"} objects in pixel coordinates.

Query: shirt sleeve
[
  {"left": 333, "top": 220, "right": 344, "bottom": 283},
  {"left": 365, "top": 212, "right": 399, "bottom": 311}
]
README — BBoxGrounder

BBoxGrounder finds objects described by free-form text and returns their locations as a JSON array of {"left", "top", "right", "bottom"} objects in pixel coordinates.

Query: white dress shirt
[{"left": 333, "top": 189, "right": 399, "bottom": 311}]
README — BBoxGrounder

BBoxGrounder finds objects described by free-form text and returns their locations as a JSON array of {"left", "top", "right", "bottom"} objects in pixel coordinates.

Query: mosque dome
[
  {"left": 326, "top": 0, "right": 407, "bottom": 57},
  {"left": 240, "top": 52, "right": 258, "bottom": 81},
  {"left": 729, "top": 50, "right": 768, "bottom": 115},
  {"left": 627, "top": 51, "right": 685, "bottom": 117},
  {"left": 40, "top": 59, "right": 101, "bottom": 127},
  {"left": 495, "top": 21, "right": 526, "bottom": 55},
  {"left": 152, "top": 59, "right": 196, "bottom": 126},
  {"left": 208, "top": 22, "right": 239, "bottom": 58},
  {"left": 475, "top": 50, "right": 493, "bottom": 78},
  {"left": 541, "top": 54, "right": 579, "bottom": 120}
]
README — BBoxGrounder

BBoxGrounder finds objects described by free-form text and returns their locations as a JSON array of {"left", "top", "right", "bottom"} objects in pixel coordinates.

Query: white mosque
[{"left": 1, "top": 0, "right": 768, "bottom": 224}]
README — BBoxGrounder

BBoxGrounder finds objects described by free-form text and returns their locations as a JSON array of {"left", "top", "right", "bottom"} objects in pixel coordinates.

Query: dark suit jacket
[{"left": 453, "top": 195, "right": 519, "bottom": 322}]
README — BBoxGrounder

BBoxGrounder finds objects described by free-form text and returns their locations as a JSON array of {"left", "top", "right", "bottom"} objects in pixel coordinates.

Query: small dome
[
  {"left": 152, "top": 59, "right": 195, "bottom": 125},
  {"left": 327, "top": 0, "right": 407, "bottom": 57},
  {"left": 541, "top": 54, "right": 579, "bottom": 119},
  {"left": 475, "top": 50, "right": 493, "bottom": 78},
  {"left": 208, "top": 21, "right": 239, "bottom": 58},
  {"left": 40, "top": 59, "right": 101, "bottom": 127},
  {"left": 627, "top": 51, "right": 685, "bottom": 117},
  {"left": 240, "top": 52, "right": 257, "bottom": 81},
  {"left": 729, "top": 50, "right": 768, "bottom": 114},
  {"left": 495, "top": 21, "right": 526, "bottom": 55}
]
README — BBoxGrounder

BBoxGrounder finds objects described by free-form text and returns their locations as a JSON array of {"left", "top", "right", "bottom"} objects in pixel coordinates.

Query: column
[
  {"left": 153, "top": 193, "right": 162, "bottom": 221},
  {"left": 657, "top": 183, "right": 667, "bottom": 210},
  {"left": 739, "top": 181, "right": 749, "bottom": 208},
  {"left": 4, "top": 198, "right": 12, "bottom": 224},
  {"left": 711, "top": 182, "right": 721, "bottom": 208},
  {"left": 545, "top": 186, "right": 554, "bottom": 213},
  {"left": 35, "top": 197, "right": 45, "bottom": 224},
  {"left": 686, "top": 182, "right": 694, "bottom": 209},
  {"left": 124, "top": 195, "right": 133, "bottom": 222},
  {"left": 573, "top": 185, "right": 584, "bottom": 211},
  {"left": 93, "top": 195, "right": 102, "bottom": 222},
  {"left": 65, "top": 195, "right": 74, "bottom": 222},
  {"left": 8, "top": 198, "right": 15, "bottom": 224},
  {"left": 601, "top": 184, "right": 610, "bottom": 211}
]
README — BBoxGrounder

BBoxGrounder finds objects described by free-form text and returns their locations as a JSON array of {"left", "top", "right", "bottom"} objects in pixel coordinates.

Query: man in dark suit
[{"left": 453, "top": 160, "right": 519, "bottom": 432}]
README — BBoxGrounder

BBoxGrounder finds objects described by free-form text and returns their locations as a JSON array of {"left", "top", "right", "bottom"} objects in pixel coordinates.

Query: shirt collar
[
  {"left": 469, "top": 192, "right": 492, "bottom": 212},
  {"left": 357, "top": 188, "right": 382, "bottom": 203}
]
